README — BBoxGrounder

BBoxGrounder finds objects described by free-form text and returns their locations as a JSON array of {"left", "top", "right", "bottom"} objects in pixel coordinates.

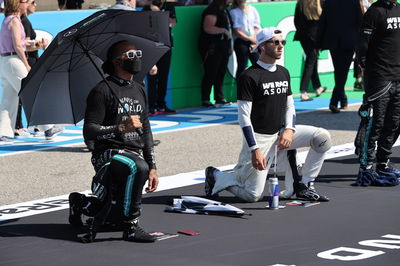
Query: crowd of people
[{"left": 1, "top": 0, "right": 399, "bottom": 244}]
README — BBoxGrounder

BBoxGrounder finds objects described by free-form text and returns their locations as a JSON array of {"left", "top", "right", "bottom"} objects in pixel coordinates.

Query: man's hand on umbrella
[
  {"left": 149, "top": 65, "right": 158, "bottom": 75},
  {"left": 146, "top": 169, "right": 159, "bottom": 192},
  {"left": 118, "top": 115, "right": 142, "bottom": 133}
]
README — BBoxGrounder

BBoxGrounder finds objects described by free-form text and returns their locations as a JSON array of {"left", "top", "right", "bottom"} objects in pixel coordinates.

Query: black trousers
[
  {"left": 234, "top": 38, "right": 259, "bottom": 79},
  {"left": 92, "top": 149, "right": 149, "bottom": 221},
  {"left": 201, "top": 44, "right": 230, "bottom": 102},
  {"left": 358, "top": 81, "right": 400, "bottom": 166},
  {"left": 299, "top": 38, "right": 321, "bottom": 93},
  {"left": 147, "top": 50, "right": 172, "bottom": 110},
  {"left": 329, "top": 48, "right": 354, "bottom": 107}
]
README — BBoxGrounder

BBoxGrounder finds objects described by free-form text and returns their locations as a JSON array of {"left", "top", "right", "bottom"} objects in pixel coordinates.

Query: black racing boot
[
  {"left": 122, "top": 218, "right": 156, "bottom": 243},
  {"left": 79, "top": 231, "right": 97, "bottom": 243},
  {"left": 68, "top": 192, "right": 84, "bottom": 227}
]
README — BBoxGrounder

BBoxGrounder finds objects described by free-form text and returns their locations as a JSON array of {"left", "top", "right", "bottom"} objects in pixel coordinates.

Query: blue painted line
[{"left": 0, "top": 97, "right": 362, "bottom": 156}]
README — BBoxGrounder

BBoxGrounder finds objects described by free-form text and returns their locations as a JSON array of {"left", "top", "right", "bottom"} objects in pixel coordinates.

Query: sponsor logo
[
  {"left": 387, "top": 17, "right": 400, "bottom": 29},
  {"left": 262, "top": 81, "right": 289, "bottom": 96}
]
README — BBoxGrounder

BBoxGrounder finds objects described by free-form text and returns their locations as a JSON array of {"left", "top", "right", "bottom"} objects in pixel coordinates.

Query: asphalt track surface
[{"left": 1, "top": 96, "right": 400, "bottom": 265}]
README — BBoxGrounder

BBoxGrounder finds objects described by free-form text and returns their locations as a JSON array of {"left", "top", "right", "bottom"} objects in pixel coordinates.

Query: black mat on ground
[{"left": 1, "top": 149, "right": 400, "bottom": 266}]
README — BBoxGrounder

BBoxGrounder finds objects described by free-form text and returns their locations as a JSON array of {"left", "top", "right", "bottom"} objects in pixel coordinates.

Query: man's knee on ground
[
  {"left": 311, "top": 128, "right": 332, "bottom": 153},
  {"left": 240, "top": 191, "right": 262, "bottom": 203}
]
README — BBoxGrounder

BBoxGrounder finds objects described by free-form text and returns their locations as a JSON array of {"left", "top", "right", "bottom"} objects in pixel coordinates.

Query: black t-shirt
[
  {"left": 83, "top": 76, "right": 156, "bottom": 169},
  {"left": 362, "top": 0, "right": 400, "bottom": 80},
  {"left": 237, "top": 64, "right": 292, "bottom": 135},
  {"left": 200, "top": 5, "right": 232, "bottom": 45},
  {"left": 21, "top": 15, "right": 38, "bottom": 66}
]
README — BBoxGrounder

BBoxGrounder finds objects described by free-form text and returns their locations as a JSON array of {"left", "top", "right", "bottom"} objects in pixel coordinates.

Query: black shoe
[
  {"left": 205, "top": 166, "right": 217, "bottom": 197},
  {"left": 69, "top": 192, "right": 84, "bottom": 227},
  {"left": 148, "top": 108, "right": 158, "bottom": 116},
  {"left": 202, "top": 101, "right": 216, "bottom": 108},
  {"left": 79, "top": 231, "right": 96, "bottom": 243},
  {"left": 123, "top": 219, "right": 156, "bottom": 243},
  {"left": 157, "top": 106, "right": 176, "bottom": 114},
  {"left": 315, "top": 87, "right": 327, "bottom": 97},
  {"left": 329, "top": 105, "right": 340, "bottom": 113},
  {"left": 44, "top": 126, "right": 64, "bottom": 140},
  {"left": 295, "top": 183, "right": 330, "bottom": 202},
  {"left": 216, "top": 99, "right": 229, "bottom": 105}
]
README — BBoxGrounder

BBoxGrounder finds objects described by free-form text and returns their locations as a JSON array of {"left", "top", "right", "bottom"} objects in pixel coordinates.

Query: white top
[{"left": 230, "top": 5, "right": 261, "bottom": 38}]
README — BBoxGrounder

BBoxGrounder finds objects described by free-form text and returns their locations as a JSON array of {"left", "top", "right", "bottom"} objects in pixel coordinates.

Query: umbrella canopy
[{"left": 20, "top": 9, "right": 170, "bottom": 126}]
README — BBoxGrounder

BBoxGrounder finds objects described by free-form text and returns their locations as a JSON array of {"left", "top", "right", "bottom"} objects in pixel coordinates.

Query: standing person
[
  {"left": 294, "top": 0, "right": 326, "bottom": 102},
  {"left": 0, "top": 0, "right": 30, "bottom": 144},
  {"left": 229, "top": 0, "right": 260, "bottom": 79},
  {"left": 317, "top": 0, "right": 363, "bottom": 113},
  {"left": 353, "top": 0, "right": 400, "bottom": 185},
  {"left": 70, "top": 40, "right": 159, "bottom": 243},
  {"left": 204, "top": 28, "right": 330, "bottom": 202},
  {"left": 143, "top": 0, "right": 177, "bottom": 116},
  {"left": 18, "top": 0, "right": 63, "bottom": 140},
  {"left": 58, "top": 0, "right": 84, "bottom": 10},
  {"left": 199, "top": 0, "right": 233, "bottom": 107}
]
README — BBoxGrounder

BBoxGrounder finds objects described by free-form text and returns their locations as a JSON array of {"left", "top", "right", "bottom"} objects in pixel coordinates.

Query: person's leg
[
  {"left": 110, "top": 152, "right": 156, "bottom": 242},
  {"left": 234, "top": 38, "right": 250, "bottom": 79},
  {"left": 155, "top": 50, "right": 172, "bottom": 110},
  {"left": 331, "top": 48, "right": 354, "bottom": 109},
  {"left": 211, "top": 133, "right": 278, "bottom": 202},
  {"left": 376, "top": 81, "right": 400, "bottom": 172},
  {"left": 299, "top": 40, "right": 319, "bottom": 98},
  {"left": 201, "top": 51, "right": 221, "bottom": 103},
  {"left": 15, "top": 99, "right": 23, "bottom": 130},
  {"left": 0, "top": 56, "right": 28, "bottom": 138},
  {"left": 213, "top": 49, "right": 229, "bottom": 103},
  {"left": 280, "top": 125, "right": 331, "bottom": 201}
]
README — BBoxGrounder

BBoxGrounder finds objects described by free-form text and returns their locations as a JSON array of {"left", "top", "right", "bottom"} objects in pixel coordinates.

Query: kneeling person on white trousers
[
  {"left": 204, "top": 27, "right": 331, "bottom": 202},
  {"left": 205, "top": 125, "right": 331, "bottom": 202}
]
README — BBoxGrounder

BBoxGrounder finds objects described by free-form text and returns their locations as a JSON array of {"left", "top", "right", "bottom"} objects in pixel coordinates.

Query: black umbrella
[{"left": 20, "top": 9, "right": 171, "bottom": 126}]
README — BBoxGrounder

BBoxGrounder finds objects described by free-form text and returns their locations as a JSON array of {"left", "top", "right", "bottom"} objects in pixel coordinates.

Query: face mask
[{"left": 122, "top": 58, "right": 142, "bottom": 75}]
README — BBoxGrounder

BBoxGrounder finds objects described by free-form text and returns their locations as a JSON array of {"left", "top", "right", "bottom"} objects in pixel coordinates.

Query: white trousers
[
  {"left": 0, "top": 55, "right": 28, "bottom": 137},
  {"left": 212, "top": 125, "right": 328, "bottom": 202}
]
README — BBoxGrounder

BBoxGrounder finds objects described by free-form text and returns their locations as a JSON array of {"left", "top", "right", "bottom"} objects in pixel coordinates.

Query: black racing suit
[
  {"left": 83, "top": 76, "right": 156, "bottom": 228},
  {"left": 355, "top": 0, "right": 400, "bottom": 167}
]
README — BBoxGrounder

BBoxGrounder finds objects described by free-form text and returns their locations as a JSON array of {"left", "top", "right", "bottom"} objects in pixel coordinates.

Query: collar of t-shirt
[{"left": 256, "top": 60, "right": 277, "bottom": 72}]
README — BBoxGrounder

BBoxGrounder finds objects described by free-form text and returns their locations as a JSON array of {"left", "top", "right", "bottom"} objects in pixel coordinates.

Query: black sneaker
[
  {"left": 205, "top": 166, "right": 217, "bottom": 197},
  {"left": 69, "top": 192, "right": 84, "bottom": 227},
  {"left": 296, "top": 183, "right": 330, "bottom": 202},
  {"left": 123, "top": 219, "right": 156, "bottom": 243},
  {"left": 157, "top": 106, "right": 176, "bottom": 114},
  {"left": 148, "top": 108, "right": 158, "bottom": 116},
  {"left": 45, "top": 126, "right": 64, "bottom": 140},
  {"left": 202, "top": 101, "right": 216, "bottom": 108}
]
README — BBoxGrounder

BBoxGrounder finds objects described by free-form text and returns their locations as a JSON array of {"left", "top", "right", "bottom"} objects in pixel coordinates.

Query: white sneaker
[
  {"left": 0, "top": 136, "right": 14, "bottom": 145},
  {"left": 33, "top": 128, "right": 44, "bottom": 137},
  {"left": 44, "top": 126, "right": 64, "bottom": 140},
  {"left": 14, "top": 130, "right": 32, "bottom": 138}
]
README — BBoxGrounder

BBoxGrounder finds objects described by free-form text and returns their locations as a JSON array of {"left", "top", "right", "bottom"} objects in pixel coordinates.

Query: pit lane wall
[{"left": 0, "top": 2, "right": 354, "bottom": 111}]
